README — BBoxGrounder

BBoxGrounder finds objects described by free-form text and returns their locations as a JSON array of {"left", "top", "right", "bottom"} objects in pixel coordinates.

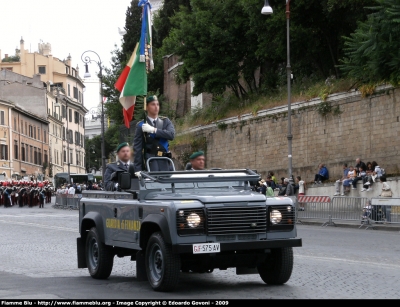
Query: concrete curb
[{"left": 297, "top": 219, "right": 400, "bottom": 232}]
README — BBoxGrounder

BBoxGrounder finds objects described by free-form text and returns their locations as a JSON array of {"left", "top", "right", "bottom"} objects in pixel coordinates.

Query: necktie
[
  {"left": 124, "top": 163, "right": 128, "bottom": 170},
  {"left": 153, "top": 120, "right": 157, "bottom": 127}
]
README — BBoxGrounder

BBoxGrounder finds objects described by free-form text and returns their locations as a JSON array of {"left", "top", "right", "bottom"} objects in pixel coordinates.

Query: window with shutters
[
  {"left": 38, "top": 128, "right": 40, "bottom": 141},
  {"left": 73, "top": 87, "right": 78, "bottom": 99},
  {"left": 0, "top": 145, "right": 8, "bottom": 160},
  {"left": 21, "top": 120, "right": 23, "bottom": 134},
  {"left": 30, "top": 146, "right": 33, "bottom": 163},
  {"left": 14, "top": 118, "right": 17, "bottom": 131},
  {"left": 34, "top": 127, "right": 36, "bottom": 139},
  {"left": 63, "top": 127, "right": 66, "bottom": 140},
  {"left": 38, "top": 149, "right": 42, "bottom": 165},
  {"left": 21, "top": 143, "right": 25, "bottom": 161},
  {"left": 34, "top": 147, "right": 38, "bottom": 165},
  {"left": 62, "top": 106, "right": 66, "bottom": 118},
  {"left": 74, "top": 111, "right": 79, "bottom": 124},
  {"left": 64, "top": 150, "right": 66, "bottom": 163},
  {"left": 0, "top": 111, "right": 4, "bottom": 125},
  {"left": 68, "top": 84, "right": 71, "bottom": 96},
  {"left": 69, "top": 109, "right": 72, "bottom": 122},
  {"left": 44, "top": 130, "right": 46, "bottom": 143},
  {"left": 70, "top": 152, "right": 73, "bottom": 165},
  {"left": 14, "top": 141, "right": 18, "bottom": 160}
]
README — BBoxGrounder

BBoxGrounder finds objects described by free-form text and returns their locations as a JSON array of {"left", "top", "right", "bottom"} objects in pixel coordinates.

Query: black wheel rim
[
  {"left": 88, "top": 237, "right": 99, "bottom": 270},
  {"left": 148, "top": 243, "right": 163, "bottom": 283}
]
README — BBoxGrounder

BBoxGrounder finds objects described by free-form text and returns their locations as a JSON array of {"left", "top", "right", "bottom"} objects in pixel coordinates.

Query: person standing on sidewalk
[{"left": 379, "top": 176, "right": 392, "bottom": 222}]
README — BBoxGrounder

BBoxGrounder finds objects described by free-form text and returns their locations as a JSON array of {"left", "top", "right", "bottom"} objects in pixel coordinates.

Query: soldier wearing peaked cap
[
  {"left": 133, "top": 95, "right": 175, "bottom": 173},
  {"left": 104, "top": 142, "right": 132, "bottom": 191}
]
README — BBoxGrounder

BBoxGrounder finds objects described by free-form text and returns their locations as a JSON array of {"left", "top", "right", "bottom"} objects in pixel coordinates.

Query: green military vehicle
[{"left": 76, "top": 158, "right": 302, "bottom": 292}]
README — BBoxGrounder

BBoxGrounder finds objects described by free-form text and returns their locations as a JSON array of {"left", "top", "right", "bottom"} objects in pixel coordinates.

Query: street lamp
[
  {"left": 54, "top": 88, "right": 71, "bottom": 184},
  {"left": 262, "top": 0, "right": 293, "bottom": 183},
  {"left": 81, "top": 51, "right": 106, "bottom": 181}
]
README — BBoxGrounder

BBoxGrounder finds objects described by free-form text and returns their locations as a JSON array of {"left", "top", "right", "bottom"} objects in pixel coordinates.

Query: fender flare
[
  {"left": 140, "top": 214, "right": 172, "bottom": 246},
  {"left": 81, "top": 212, "right": 105, "bottom": 243}
]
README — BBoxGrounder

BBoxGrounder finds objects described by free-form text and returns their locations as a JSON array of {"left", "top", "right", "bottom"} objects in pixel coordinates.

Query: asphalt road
[{"left": 0, "top": 205, "right": 399, "bottom": 300}]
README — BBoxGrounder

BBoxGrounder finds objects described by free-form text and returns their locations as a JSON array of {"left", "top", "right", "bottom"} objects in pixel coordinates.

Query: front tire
[
  {"left": 145, "top": 232, "right": 180, "bottom": 292},
  {"left": 257, "top": 247, "right": 293, "bottom": 285},
  {"left": 86, "top": 227, "right": 114, "bottom": 279}
]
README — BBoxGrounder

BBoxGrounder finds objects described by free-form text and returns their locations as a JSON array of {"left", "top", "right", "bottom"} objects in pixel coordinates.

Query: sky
[{"left": 0, "top": 0, "right": 161, "bottom": 111}]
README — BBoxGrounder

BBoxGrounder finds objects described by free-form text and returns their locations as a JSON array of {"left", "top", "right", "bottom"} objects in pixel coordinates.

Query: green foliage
[
  {"left": 340, "top": 0, "right": 400, "bottom": 85},
  {"left": 1, "top": 55, "right": 20, "bottom": 62},
  {"left": 171, "top": 135, "right": 207, "bottom": 167},
  {"left": 120, "top": 0, "right": 142, "bottom": 64},
  {"left": 161, "top": 0, "right": 375, "bottom": 99},
  {"left": 316, "top": 101, "right": 342, "bottom": 118},
  {"left": 216, "top": 122, "right": 228, "bottom": 131}
]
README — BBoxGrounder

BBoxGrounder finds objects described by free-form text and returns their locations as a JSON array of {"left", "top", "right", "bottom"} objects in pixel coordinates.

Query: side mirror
[{"left": 118, "top": 172, "right": 131, "bottom": 190}]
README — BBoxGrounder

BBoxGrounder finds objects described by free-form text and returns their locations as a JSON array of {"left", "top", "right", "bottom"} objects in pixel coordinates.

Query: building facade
[
  {"left": 11, "top": 106, "right": 49, "bottom": 181},
  {"left": 0, "top": 38, "right": 88, "bottom": 177}
]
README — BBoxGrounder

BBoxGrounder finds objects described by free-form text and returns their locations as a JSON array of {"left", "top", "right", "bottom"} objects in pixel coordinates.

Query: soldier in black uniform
[
  {"left": 104, "top": 142, "right": 132, "bottom": 191},
  {"left": 133, "top": 95, "right": 175, "bottom": 173}
]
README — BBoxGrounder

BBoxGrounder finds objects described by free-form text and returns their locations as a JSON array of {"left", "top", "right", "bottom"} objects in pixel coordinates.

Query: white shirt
[
  {"left": 68, "top": 187, "right": 75, "bottom": 195},
  {"left": 147, "top": 116, "right": 158, "bottom": 133},
  {"left": 298, "top": 180, "right": 305, "bottom": 194}
]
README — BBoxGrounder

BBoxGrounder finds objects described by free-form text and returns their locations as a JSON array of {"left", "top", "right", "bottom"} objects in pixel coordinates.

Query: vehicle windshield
[{"left": 144, "top": 171, "right": 250, "bottom": 190}]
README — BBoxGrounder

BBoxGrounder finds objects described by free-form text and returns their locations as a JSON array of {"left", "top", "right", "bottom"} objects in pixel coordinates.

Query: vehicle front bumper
[{"left": 172, "top": 238, "right": 302, "bottom": 254}]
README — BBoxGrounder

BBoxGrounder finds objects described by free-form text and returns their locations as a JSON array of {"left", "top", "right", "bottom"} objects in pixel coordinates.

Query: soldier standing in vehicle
[
  {"left": 133, "top": 95, "right": 175, "bottom": 173},
  {"left": 104, "top": 142, "right": 132, "bottom": 191}
]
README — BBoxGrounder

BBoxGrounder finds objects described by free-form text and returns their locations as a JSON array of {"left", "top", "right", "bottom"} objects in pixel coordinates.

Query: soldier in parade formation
[{"left": 0, "top": 180, "right": 54, "bottom": 208}]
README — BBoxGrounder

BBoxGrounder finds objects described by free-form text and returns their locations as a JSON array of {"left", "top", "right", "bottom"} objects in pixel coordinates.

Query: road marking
[
  {"left": 296, "top": 254, "right": 400, "bottom": 269},
  {"left": 0, "top": 219, "right": 77, "bottom": 233}
]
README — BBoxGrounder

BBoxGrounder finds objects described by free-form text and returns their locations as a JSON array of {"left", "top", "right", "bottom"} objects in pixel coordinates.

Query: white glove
[
  {"left": 114, "top": 183, "right": 119, "bottom": 189},
  {"left": 135, "top": 171, "right": 141, "bottom": 178},
  {"left": 142, "top": 123, "right": 155, "bottom": 133}
]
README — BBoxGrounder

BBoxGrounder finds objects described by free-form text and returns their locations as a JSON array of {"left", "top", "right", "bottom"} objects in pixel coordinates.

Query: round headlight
[
  {"left": 270, "top": 210, "right": 282, "bottom": 224},
  {"left": 187, "top": 213, "right": 201, "bottom": 228}
]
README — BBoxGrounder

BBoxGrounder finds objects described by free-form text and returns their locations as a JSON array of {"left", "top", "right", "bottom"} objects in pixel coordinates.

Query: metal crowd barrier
[
  {"left": 295, "top": 195, "right": 331, "bottom": 225},
  {"left": 53, "top": 194, "right": 80, "bottom": 210},
  {"left": 291, "top": 195, "right": 399, "bottom": 230},
  {"left": 328, "top": 197, "right": 369, "bottom": 226},
  {"left": 370, "top": 198, "right": 400, "bottom": 224}
]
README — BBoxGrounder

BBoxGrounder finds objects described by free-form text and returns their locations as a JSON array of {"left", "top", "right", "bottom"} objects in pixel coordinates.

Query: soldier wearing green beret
[
  {"left": 188, "top": 151, "right": 205, "bottom": 171},
  {"left": 104, "top": 142, "right": 132, "bottom": 191},
  {"left": 133, "top": 95, "right": 175, "bottom": 173}
]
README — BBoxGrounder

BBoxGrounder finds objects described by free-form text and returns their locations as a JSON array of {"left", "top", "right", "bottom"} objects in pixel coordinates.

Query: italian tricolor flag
[{"left": 115, "top": 42, "right": 147, "bottom": 128}]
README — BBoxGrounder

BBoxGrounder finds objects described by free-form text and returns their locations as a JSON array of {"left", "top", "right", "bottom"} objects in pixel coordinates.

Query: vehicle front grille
[{"left": 206, "top": 205, "right": 267, "bottom": 235}]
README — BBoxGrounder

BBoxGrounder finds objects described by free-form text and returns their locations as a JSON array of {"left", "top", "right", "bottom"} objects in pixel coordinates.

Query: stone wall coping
[{"left": 180, "top": 84, "right": 394, "bottom": 136}]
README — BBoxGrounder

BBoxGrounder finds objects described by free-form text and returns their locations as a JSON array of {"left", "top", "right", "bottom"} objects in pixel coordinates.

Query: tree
[
  {"left": 162, "top": 0, "right": 262, "bottom": 98},
  {"left": 340, "top": 0, "right": 400, "bottom": 85},
  {"left": 161, "top": 0, "right": 375, "bottom": 98},
  {"left": 121, "top": 0, "right": 143, "bottom": 64}
]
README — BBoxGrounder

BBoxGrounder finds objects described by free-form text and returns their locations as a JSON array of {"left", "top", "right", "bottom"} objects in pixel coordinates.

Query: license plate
[{"left": 192, "top": 243, "right": 220, "bottom": 254}]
